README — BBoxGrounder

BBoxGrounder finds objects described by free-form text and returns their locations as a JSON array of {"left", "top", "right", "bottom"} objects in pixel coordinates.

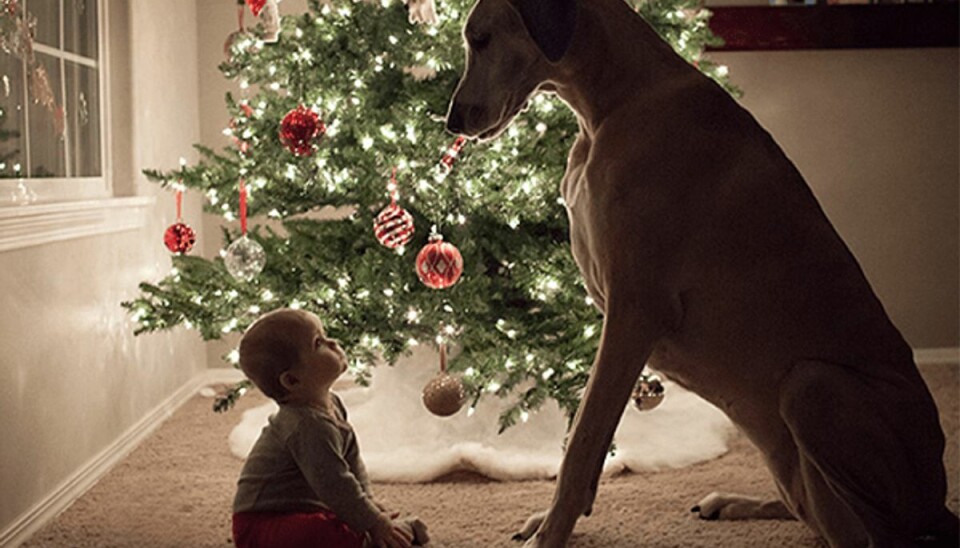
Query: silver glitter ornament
[
  {"left": 224, "top": 235, "right": 266, "bottom": 281},
  {"left": 632, "top": 373, "right": 665, "bottom": 411}
]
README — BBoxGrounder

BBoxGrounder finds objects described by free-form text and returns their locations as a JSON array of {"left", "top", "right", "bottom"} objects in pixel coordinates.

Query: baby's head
[{"left": 239, "top": 308, "right": 347, "bottom": 404}]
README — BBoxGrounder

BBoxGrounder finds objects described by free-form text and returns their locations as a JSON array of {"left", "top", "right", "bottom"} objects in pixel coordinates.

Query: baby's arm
[{"left": 288, "top": 416, "right": 391, "bottom": 539}]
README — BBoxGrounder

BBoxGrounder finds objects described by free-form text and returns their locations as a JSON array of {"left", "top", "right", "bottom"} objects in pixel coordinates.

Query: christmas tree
[{"left": 124, "top": 0, "right": 735, "bottom": 431}]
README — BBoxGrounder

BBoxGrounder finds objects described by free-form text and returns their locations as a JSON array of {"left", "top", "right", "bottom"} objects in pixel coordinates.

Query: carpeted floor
[{"left": 23, "top": 364, "right": 958, "bottom": 547}]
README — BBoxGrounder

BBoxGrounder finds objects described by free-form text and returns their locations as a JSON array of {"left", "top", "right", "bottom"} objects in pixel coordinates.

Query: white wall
[
  {"left": 711, "top": 48, "right": 959, "bottom": 349},
  {"left": 0, "top": 0, "right": 206, "bottom": 541}
]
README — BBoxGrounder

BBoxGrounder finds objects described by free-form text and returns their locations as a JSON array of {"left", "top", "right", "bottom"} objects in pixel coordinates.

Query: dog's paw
[
  {"left": 521, "top": 536, "right": 544, "bottom": 548},
  {"left": 512, "top": 510, "right": 547, "bottom": 542},
  {"left": 691, "top": 492, "right": 725, "bottom": 520},
  {"left": 691, "top": 492, "right": 794, "bottom": 521}
]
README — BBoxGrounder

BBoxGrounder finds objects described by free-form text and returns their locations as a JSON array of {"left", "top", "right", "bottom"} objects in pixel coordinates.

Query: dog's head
[{"left": 446, "top": 0, "right": 577, "bottom": 140}]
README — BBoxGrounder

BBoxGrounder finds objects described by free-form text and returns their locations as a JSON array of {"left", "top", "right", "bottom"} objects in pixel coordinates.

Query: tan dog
[{"left": 445, "top": 0, "right": 958, "bottom": 546}]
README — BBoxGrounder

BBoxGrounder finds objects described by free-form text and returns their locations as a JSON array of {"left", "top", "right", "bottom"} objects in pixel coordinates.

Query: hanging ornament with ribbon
[
  {"left": 416, "top": 229, "right": 463, "bottom": 289},
  {"left": 163, "top": 179, "right": 196, "bottom": 255},
  {"left": 413, "top": 136, "right": 469, "bottom": 288},
  {"left": 279, "top": 105, "right": 325, "bottom": 156},
  {"left": 422, "top": 343, "right": 466, "bottom": 417},
  {"left": 632, "top": 373, "right": 666, "bottom": 411},
  {"left": 224, "top": 178, "right": 266, "bottom": 281},
  {"left": 439, "top": 135, "right": 467, "bottom": 173},
  {"left": 374, "top": 167, "right": 415, "bottom": 249}
]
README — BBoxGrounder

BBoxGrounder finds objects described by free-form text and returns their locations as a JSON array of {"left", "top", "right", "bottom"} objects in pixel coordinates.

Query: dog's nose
[{"left": 446, "top": 105, "right": 465, "bottom": 135}]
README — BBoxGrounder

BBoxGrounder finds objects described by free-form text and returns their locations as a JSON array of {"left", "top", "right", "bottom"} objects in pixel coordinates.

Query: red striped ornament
[
  {"left": 440, "top": 135, "right": 466, "bottom": 172},
  {"left": 373, "top": 168, "right": 415, "bottom": 249},
  {"left": 374, "top": 203, "right": 415, "bottom": 249}
]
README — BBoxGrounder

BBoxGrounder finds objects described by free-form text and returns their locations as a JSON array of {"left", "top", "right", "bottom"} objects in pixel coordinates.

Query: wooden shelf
[{"left": 706, "top": 4, "right": 959, "bottom": 51}]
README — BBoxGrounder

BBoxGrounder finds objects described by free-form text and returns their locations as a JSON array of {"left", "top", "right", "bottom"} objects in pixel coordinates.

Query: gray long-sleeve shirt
[{"left": 232, "top": 394, "right": 381, "bottom": 533}]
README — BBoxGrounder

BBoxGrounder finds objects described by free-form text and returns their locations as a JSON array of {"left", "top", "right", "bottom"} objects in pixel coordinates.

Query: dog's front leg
[{"left": 522, "top": 301, "right": 666, "bottom": 547}]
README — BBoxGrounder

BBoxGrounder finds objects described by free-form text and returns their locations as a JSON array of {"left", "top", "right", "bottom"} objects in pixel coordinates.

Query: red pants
[{"left": 233, "top": 510, "right": 366, "bottom": 548}]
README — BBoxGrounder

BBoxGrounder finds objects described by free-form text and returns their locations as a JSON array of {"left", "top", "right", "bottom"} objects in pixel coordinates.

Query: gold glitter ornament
[{"left": 422, "top": 345, "right": 465, "bottom": 417}]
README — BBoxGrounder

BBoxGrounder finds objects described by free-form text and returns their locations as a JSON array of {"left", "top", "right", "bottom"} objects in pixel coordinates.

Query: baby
[{"left": 232, "top": 308, "right": 430, "bottom": 548}]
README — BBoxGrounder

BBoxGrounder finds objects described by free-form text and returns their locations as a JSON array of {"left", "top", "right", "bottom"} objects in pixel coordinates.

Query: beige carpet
[{"left": 23, "top": 364, "right": 958, "bottom": 547}]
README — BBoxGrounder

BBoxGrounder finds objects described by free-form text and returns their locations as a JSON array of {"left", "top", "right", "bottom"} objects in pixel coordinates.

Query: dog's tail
[{"left": 915, "top": 507, "right": 959, "bottom": 547}]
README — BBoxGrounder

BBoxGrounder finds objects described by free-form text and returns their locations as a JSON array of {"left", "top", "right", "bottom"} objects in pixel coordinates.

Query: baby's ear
[{"left": 278, "top": 370, "right": 299, "bottom": 391}]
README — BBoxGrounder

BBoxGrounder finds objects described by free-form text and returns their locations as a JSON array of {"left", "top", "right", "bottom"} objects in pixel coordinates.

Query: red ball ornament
[
  {"left": 246, "top": 0, "right": 266, "bottom": 17},
  {"left": 416, "top": 234, "right": 463, "bottom": 289},
  {"left": 279, "top": 105, "right": 325, "bottom": 156},
  {"left": 374, "top": 203, "right": 415, "bottom": 249},
  {"left": 164, "top": 222, "right": 196, "bottom": 254}
]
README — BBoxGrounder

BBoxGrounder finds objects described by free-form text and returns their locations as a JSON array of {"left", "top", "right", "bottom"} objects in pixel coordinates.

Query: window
[
  {"left": 0, "top": 0, "right": 108, "bottom": 204},
  {"left": 0, "top": 0, "right": 150, "bottom": 253}
]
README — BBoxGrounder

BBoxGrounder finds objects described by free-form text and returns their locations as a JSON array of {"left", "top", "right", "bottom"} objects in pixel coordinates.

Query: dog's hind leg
[
  {"left": 778, "top": 359, "right": 950, "bottom": 547},
  {"left": 692, "top": 492, "right": 796, "bottom": 521}
]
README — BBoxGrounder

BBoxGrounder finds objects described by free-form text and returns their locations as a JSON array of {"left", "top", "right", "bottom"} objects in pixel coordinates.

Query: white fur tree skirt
[{"left": 229, "top": 347, "right": 734, "bottom": 482}]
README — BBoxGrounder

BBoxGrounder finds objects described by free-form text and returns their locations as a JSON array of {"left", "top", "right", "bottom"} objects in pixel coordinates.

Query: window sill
[{"left": 0, "top": 196, "right": 155, "bottom": 253}]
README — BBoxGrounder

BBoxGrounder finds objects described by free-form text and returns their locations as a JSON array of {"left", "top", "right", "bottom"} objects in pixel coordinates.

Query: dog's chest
[
  {"left": 560, "top": 133, "right": 592, "bottom": 210},
  {"left": 560, "top": 136, "right": 606, "bottom": 308}
]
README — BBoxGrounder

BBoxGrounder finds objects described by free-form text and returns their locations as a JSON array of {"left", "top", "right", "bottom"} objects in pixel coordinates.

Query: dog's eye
[{"left": 469, "top": 33, "right": 491, "bottom": 51}]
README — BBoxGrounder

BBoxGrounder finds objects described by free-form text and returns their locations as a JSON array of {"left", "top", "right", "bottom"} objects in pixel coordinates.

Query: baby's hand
[
  {"left": 370, "top": 513, "right": 412, "bottom": 548},
  {"left": 374, "top": 499, "right": 400, "bottom": 519}
]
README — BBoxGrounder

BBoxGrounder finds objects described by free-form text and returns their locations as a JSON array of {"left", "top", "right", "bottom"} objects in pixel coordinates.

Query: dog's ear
[{"left": 508, "top": 0, "right": 577, "bottom": 63}]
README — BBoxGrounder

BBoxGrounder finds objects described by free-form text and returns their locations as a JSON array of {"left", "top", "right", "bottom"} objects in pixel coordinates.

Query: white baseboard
[{"left": 0, "top": 368, "right": 244, "bottom": 548}]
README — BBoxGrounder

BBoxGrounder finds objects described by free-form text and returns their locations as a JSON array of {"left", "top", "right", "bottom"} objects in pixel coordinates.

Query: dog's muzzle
[
  {"left": 446, "top": 102, "right": 486, "bottom": 136},
  {"left": 446, "top": 106, "right": 465, "bottom": 135}
]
